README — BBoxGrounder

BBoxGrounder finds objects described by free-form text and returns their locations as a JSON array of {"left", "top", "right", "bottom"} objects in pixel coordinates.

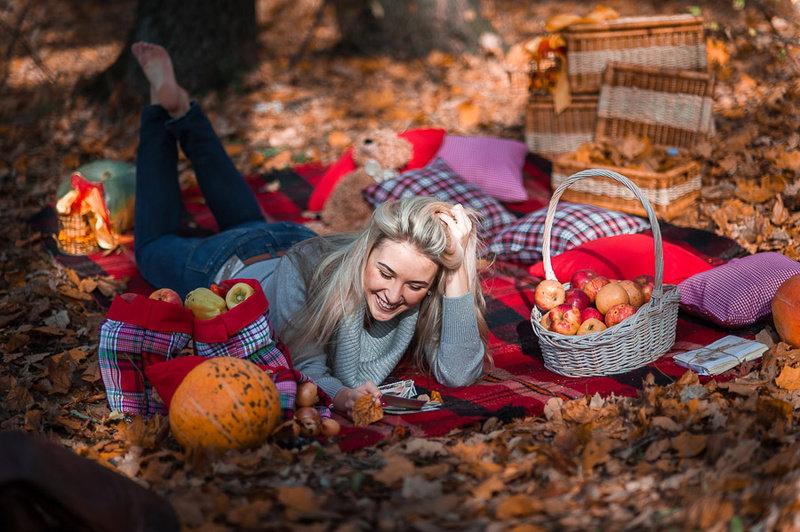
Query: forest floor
[{"left": 2, "top": 0, "right": 800, "bottom": 530}]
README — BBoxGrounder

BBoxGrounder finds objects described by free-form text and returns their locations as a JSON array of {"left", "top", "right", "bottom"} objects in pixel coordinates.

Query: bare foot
[{"left": 131, "top": 42, "right": 190, "bottom": 117}]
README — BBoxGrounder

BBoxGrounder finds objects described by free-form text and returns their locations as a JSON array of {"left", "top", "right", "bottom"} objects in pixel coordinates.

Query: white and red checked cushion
[
  {"left": 363, "top": 157, "right": 517, "bottom": 240},
  {"left": 679, "top": 252, "right": 800, "bottom": 327},
  {"left": 486, "top": 202, "right": 650, "bottom": 264},
  {"left": 434, "top": 135, "right": 529, "bottom": 202}
]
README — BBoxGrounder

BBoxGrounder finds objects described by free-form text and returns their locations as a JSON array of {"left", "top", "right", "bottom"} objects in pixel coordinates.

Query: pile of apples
[
  {"left": 149, "top": 283, "right": 255, "bottom": 320},
  {"left": 534, "top": 269, "right": 655, "bottom": 336}
]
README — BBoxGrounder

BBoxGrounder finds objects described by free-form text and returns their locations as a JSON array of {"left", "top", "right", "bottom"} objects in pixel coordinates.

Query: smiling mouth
[{"left": 376, "top": 294, "right": 401, "bottom": 313}]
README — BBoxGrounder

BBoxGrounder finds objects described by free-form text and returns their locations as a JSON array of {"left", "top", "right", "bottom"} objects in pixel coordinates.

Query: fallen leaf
[
  {"left": 327, "top": 131, "right": 351, "bottom": 150},
  {"left": 372, "top": 453, "right": 415, "bottom": 486},
  {"left": 472, "top": 475, "right": 504, "bottom": 501},
  {"left": 277, "top": 486, "right": 319, "bottom": 514},
  {"left": 457, "top": 100, "right": 481, "bottom": 128},
  {"left": 401, "top": 475, "right": 442, "bottom": 500},
  {"left": 352, "top": 395, "right": 383, "bottom": 426},
  {"left": 6, "top": 383, "right": 34, "bottom": 412},
  {"left": 226, "top": 499, "right": 272, "bottom": 528},
  {"left": 756, "top": 397, "right": 793, "bottom": 426},
  {"left": 495, "top": 494, "right": 543, "bottom": 519},
  {"left": 775, "top": 365, "right": 800, "bottom": 390},
  {"left": 772, "top": 195, "right": 790, "bottom": 226},
  {"left": 670, "top": 432, "right": 707, "bottom": 458},
  {"left": 651, "top": 416, "right": 682, "bottom": 432},
  {"left": 706, "top": 38, "right": 730, "bottom": 66},
  {"left": 582, "top": 437, "right": 613, "bottom": 472}
]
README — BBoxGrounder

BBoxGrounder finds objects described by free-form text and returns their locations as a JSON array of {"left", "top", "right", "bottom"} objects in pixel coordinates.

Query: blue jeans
[{"left": 134, "top": 103, "right": 315, "bottom": 297}]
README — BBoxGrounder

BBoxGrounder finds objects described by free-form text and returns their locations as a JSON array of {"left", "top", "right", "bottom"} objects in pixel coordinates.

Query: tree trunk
[
  {"left": 84, "top": 0, "right": 257, "bottom": 102},
  {"left": 331, "top": 0, "right": 490, "bottom": 58}
]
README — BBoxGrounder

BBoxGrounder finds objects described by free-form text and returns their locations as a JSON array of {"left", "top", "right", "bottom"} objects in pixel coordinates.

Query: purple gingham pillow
[
  {"left": 363, "top": 157, "right": 517, "bottom": 239},
  {"left": 434, "top": 135, "right": 528, "bottom": 202},
  {"left": 486, "top": 202, "right": 650, "bottom": 264},
  {"left": 679, "top": 252, "right": 800, "bottom": 327}
]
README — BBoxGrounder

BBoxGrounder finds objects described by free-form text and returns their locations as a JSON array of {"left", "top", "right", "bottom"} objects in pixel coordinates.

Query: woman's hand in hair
[
  {"left": 438, "top": 203, "right": 473, "bottom": 264},
  {"left": 333, "top": 381, "right": 382, "bottom": 414},
  {"left": 439, "top": 203, "right": 476, "bottom": 297}
]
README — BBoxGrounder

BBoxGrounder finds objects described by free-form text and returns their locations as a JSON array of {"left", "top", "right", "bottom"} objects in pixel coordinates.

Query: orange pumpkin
[{"left": 169, "top": 357, "right": 282, "bottom": 451}]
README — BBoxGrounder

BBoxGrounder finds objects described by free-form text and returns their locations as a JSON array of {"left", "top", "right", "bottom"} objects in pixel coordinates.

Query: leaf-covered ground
[{"left": 2, "top": 0, "right": 800, "bottom": 529}]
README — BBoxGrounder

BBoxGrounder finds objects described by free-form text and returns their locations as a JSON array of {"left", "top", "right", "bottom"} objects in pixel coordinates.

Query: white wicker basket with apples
[{"left": 530, "top": 169, "right": 680, "bottom": 377}]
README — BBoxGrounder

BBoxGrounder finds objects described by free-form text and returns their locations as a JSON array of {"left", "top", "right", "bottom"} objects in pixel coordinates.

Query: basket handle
[{"left": 541, "top": 168, "right": 665, "bottom": 302}]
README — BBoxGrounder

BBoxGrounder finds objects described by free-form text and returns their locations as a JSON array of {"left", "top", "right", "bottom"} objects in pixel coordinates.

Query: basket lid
[
  {"left": 564, "top": 14, "right": 703, "bottom": 33},
  {"left": 595, "top": 62, "right": 715, "bottom": 149}
]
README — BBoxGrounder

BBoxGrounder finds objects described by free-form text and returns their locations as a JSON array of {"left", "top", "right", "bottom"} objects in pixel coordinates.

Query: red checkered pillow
[
  {"left": 679, "top": 252, "right": 800, "bottom": 327},
  {"left": 363, "top": 157, "right": 516, "bottom": 239},
  {"left": 486, "top": 202, "right": 650, "bottom": 264}
]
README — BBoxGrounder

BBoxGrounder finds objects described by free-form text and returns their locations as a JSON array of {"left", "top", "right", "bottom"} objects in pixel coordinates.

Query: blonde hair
[{"left": 285, "top": 196, "right": 491, "bottom": 376}]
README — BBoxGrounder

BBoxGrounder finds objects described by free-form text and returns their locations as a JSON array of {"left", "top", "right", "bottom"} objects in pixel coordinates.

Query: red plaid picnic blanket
[{"left": 37, "top": 157, "right": 751, "bottom": 452}]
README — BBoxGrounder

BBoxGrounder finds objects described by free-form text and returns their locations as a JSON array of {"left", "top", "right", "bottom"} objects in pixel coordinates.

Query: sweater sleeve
[
  {"left": 430, "top": 293, "right": 485, "bottom": 387},
  {"left": 263, "top": 257, "right": 347, "bottom": 399}
]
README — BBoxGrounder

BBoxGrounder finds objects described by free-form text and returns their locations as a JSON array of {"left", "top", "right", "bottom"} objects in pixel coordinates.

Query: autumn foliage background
[{"left": 2, "top": 0, "right": 800, "bottom": 530}]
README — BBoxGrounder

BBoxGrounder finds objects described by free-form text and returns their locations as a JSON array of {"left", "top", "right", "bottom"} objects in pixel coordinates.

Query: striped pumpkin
[{"left": 169, "top": 357, "right": 281, "bottom": 451}]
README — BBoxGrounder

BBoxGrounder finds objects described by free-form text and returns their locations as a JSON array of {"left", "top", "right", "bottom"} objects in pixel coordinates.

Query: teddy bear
[{"left": 309, "top": 130, "right": 413, "bottom": 234}]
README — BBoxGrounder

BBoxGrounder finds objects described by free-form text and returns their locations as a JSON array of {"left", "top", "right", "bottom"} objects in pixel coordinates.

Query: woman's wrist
[
  {"left": 333, "top": 388, "right": 352, "bottom": 412},
  {"left": 444, "top": 265, "right": 470, "bottom": 297}
]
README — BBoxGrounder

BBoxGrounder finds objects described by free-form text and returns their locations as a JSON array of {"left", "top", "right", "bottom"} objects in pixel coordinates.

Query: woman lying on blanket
[{"left": 131, "top": 42, "right": 491, "bottom": 415}]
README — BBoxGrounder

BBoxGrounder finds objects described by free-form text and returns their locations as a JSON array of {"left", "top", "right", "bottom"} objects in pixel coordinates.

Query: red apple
[
  {"left": 580, "top": 307, "right": 603, "bottom": 323},
  {"left": 149, "top": 288, "right": 183, "bottom": 306},
  {"left": 551, "top": 319, "right": 580, "bottom": 335},
  {"left": 577, "top": 318, "right": 607, "bottom": 335},
  {"left": 564, "top": 287, "right": 590, "bottom": 310},
  {"left": 570, "top": 269, "right": 597, "bottom": 291},
  {"left": 582, "top": 276, "right": 610, "bottom": 303},
  {"left": 534, "top": 279, "right": 566, "bottom": 311},
  {"left": 552, "top": 303, "right": 582, "bottom": 327},
  {"left": 604, "top": 304, "right": 637, "bottom": 327},
  {"left": 631, "top": 275, "right": 654, "bottom": 304}
]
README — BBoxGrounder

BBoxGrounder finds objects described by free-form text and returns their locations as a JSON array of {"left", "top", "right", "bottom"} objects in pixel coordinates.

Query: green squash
[{"left": 57, "top": 160, "right": 136, "bottom": 232}]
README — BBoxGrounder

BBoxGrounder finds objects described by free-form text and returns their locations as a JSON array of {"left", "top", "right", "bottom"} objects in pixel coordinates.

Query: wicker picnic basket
[
  {"left": 596, "top": 62, "right": 715, "bottom": 148},
  {"left": 563, "top": 14, "right": 706, "bottom": 94},
  {"left": 530, "top": 169, "right": 680, "bottom": 377},
  {"left": 525, "top": 94, "right": 598, "bottom": 157},
  {"left": 57, "top": 213, "right": 98, "bottom": 255},
  {"left": 550, "top": 157, "right": 700, "bottom": 220}
]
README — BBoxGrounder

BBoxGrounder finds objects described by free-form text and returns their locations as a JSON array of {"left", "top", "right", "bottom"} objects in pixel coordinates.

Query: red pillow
[
  {"left": 144, "top": 356, "right": 207, "bottom": 409},
  {"left": 307, "top": 128, "right": 446, "bottom": 212},
  {"left": 527, "top": 233, "right": 715, "bottom": 285}
]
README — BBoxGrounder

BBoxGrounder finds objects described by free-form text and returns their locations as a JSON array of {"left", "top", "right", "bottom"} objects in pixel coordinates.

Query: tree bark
[
  {"left": 331, "top": 0, "right": 490, "bottom": 58},
  {"left": 83, "top": 0, "right": 257, "bottom": 102}
]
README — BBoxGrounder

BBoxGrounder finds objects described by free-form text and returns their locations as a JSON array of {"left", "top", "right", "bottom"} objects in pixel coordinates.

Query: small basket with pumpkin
[{"left": 530, "top": 168, "right": 681, "bottom": 377}]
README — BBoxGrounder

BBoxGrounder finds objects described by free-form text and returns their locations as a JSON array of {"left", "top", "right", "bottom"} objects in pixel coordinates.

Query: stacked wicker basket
[{"left": 524, "top": 13, "right": 714, "bottom": 220}]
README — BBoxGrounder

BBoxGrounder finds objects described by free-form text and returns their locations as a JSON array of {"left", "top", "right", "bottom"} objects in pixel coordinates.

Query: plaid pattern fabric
[
  {"left": 44, "top": 162, "right": 749, "bottom": 452},
  {"left": 363, "top": 157, "right": 517, "bottom": 239},
  {"left": 98, "top": 319, "right": 191, "bottom": 415},
  {"left": 679, "top": 252, "right": 800, "bottom": 327},
  {"left": 194, "top": 312, "right": 287, "bottom": 366},
  {"left": 487, "top": 202, "right": 650, "bottom": 264}
]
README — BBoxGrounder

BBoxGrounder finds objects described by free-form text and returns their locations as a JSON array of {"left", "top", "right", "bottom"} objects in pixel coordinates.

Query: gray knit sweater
[{"left": 248, "top": 246, "right": 486, "bottom": 399}]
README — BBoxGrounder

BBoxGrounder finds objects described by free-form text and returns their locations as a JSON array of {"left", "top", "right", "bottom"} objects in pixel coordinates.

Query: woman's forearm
[{"left": 431, "top": 293, "right": 485, "bottom": 387}]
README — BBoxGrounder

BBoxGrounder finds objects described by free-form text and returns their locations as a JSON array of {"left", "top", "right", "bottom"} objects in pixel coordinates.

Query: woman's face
[{"left": 363, "top": 240, "right": 438, "bottom": 321}]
